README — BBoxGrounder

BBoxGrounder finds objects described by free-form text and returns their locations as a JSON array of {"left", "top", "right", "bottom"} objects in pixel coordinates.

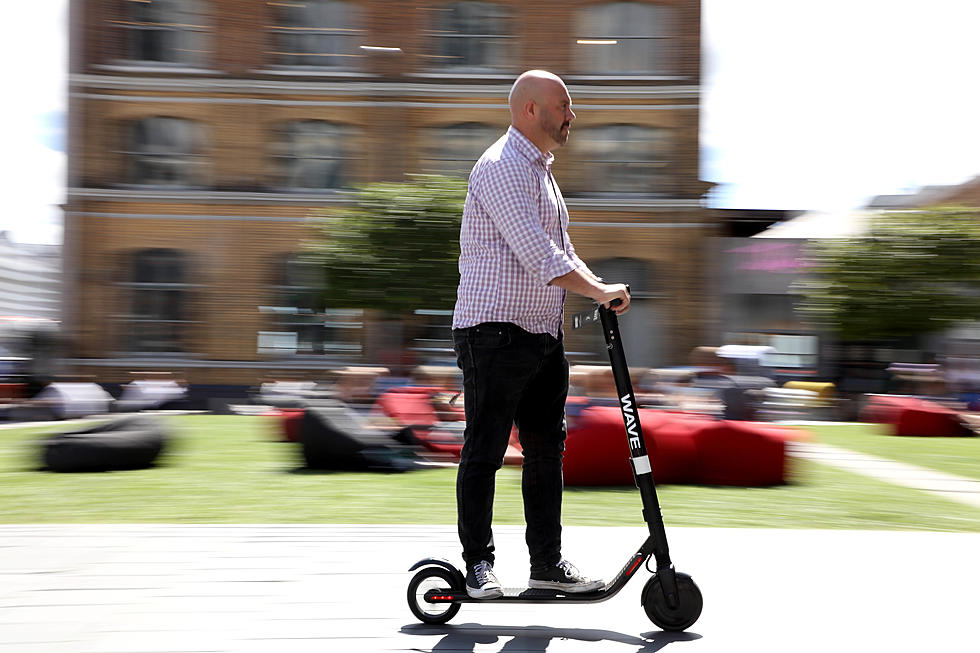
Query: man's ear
[{"left": 524, "top": 99, "right": 536, "bottom": 118}]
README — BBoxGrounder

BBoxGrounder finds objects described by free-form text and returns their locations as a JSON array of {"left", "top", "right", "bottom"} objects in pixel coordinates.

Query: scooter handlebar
[{"left": 601, "top": 284, "right": 630, "bottom": 310}]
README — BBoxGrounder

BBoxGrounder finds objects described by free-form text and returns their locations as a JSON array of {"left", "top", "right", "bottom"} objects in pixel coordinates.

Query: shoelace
[
  {"left": 558, "top": 560, "right": 581, "bottom": 579},
  {"left": 474, "top": 561, "right": 496, "bottom": 585}
]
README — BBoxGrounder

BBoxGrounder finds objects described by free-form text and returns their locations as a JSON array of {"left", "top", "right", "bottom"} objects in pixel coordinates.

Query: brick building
[{"left": 66, "top": 0, "right": 717, "bottom": 392}]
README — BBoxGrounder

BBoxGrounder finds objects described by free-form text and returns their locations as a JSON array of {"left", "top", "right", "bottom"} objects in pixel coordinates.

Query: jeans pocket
[{"left": 470, "top": 324, "right": 512, "bottom": 349}]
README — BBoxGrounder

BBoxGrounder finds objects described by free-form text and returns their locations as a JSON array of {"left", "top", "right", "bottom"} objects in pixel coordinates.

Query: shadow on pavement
[{"left": 401, "top": 623, "right": 701, "bottom": 652}]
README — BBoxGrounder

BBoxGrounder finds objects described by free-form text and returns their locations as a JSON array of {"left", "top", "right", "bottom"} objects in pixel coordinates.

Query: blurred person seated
[
  {"left": 34, "top": 378, "right": 115, "bottom": 420},
  {"left": 410, "top": 365, "right": 464, "bottom": 422},
  {"left": 566, "top": 365, "right": 619, "bottom": 416},
  {"left": 690, "top": 347, "right": 773, "bottom": 421},
  {"left": 886, "top": 363, "right": 949, "bottom": 398},
  {"left": 639, "top": 368, "right": 721, "bottom": 414},
  {"left": 332, "top": 367, "right": 390, "bottom": 406},
  {"left": 118, "top": 371, "right": 188, "bottom": 412},
  {"left": 946, "top": 355, "right": 980, "bottom": 410},
  {"left": 255, "top": 376, "right": 324, "bottom": 408}
]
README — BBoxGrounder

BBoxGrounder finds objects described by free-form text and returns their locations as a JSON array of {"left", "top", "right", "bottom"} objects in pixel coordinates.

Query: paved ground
[{"left": 2, "top": 524, "right": 978, "bottom": 652}]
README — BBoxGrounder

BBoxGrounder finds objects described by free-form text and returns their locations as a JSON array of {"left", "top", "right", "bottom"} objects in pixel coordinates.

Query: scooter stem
[{"left": 598, "top": 304, "right": 680, "bottom": 609}]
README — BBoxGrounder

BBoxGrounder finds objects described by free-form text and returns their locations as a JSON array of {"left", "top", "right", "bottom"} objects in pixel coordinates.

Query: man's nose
[{"left": 567, "top": 108, "right": 576, "bottom": 122}]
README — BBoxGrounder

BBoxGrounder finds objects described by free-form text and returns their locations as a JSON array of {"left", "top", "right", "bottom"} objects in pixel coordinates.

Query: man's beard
[{"left": 546, "top": 119, "right": 570, "bottom": 146}]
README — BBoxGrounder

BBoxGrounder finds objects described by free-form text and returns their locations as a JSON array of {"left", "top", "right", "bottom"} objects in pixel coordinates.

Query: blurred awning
[
  {"left": 752, "top": 210, "right": 873, "bottom": 239},
  {"left": 717, "top": 345, "right": 775, "bottom": 360}
]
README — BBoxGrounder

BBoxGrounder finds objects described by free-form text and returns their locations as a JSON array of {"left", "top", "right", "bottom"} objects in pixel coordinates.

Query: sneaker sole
[
  {"left": 527, "top": 579, "right": 604, "bottom": 593},
  {"left": 466, "top": 585, "right": 503, "bottom": 599}
]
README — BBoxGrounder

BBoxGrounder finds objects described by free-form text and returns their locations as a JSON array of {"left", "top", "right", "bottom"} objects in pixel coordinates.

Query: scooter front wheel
[
  {"left": 641, "top": 572, "right": 703, "bottom": 631},
  {"left": 407, "top": 567, "right": 462, "bottom": 624}
]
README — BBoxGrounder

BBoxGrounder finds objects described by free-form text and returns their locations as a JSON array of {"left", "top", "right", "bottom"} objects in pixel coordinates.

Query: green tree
[
  {"left": 795, "top": 206, "right": 980, "bottom": 341},
  {"left": 304, "top": 175, "right": 468, "bottom": 316}
]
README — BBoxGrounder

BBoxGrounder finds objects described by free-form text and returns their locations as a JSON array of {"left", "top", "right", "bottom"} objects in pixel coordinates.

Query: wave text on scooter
[{"left": 620, "top": 394, "right": 641, "bottom": 449}]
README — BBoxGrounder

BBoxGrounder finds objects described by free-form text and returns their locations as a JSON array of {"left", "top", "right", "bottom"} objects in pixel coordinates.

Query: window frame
[
  {"left": 420, "top": 1, "right": 516, "bottom": 73},
  {"left": 572, "top": 1, "right": 675, "bottom": 78},
  {"left": 264, "top": 0, "right": 366, "bottom": 72},
  {"left": 260, "top": 254, "right": 363, "bottom": 357},
  {"left": 119, "top": 116, "right": 207, "bottom": 189},
  {"left": 116, "top": 249, "right": 196, "bottom": 355},
  {"left": 269, "top": 119, "right": 355, "bottom": 192},
  {"left": 417, "top": 122, "right": 501, "bottom": 177},
  {"left": 108, "top": 0, "right": 213, "bottom": 69},
  {"left": 573, "top": 123, "right": 673, "bottom": 197}
]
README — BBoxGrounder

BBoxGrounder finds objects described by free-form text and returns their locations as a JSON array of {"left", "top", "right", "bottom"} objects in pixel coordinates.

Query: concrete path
[
  {"left": 788, "top": 440, "right": 980, "bottom": 509},
  {"left": 2, "top": 524, "right": 979, "bottom": 652}
]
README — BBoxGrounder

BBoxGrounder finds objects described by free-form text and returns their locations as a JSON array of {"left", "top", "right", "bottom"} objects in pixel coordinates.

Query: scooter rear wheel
[
  {"left": 641, "top": 572, "right": 703, "bottom": 631},
  {"left": 407, "top": 567, "right": 461, "bottom": 624}
]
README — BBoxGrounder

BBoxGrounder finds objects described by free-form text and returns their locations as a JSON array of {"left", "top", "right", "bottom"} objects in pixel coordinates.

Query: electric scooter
[{"left": 406, "top": 298, "right": 703, "bottom": 631}]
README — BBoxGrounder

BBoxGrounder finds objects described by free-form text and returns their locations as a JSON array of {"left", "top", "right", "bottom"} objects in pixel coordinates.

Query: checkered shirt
[{"left": 452, "top": 126, "right": 593, "bottom": 338}]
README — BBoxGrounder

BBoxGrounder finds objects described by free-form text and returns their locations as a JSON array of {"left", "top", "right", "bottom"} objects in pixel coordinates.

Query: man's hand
[
  {"left": 550, "top": 269, "right": 631, "bottom": 315},
  {"left": 593, "top": 283, "right": 631, "bottom": 315}
]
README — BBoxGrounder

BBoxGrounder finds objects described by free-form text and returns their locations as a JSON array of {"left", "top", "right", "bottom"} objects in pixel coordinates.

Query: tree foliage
[
  {"left": 303, "top": 175, "right": 468, "bottom": 316},
  {"left": 794, "top": 206, "right": 980, "bottom": 341}
]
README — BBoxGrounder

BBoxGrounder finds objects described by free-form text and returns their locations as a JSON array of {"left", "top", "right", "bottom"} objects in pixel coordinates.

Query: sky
[{"left": 1, "top": 0, "right": 978, "bottom": 245}]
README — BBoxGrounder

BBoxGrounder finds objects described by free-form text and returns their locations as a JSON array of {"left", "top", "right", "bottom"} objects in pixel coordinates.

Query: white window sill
[
  {"left": 94, "top": 63, "right": 220, "bottom": 75},
  {"left": 111, "top": 352, "right": 201, "bottom": 359},
  {"left": 253, "top": 68, "right": 378, "bottom": 78},
  {"left": 406, "top": 72, "right": 516, "bottom": 81},
  {"left": 565, "top": 75, "right": 688, "bottom": 82}
]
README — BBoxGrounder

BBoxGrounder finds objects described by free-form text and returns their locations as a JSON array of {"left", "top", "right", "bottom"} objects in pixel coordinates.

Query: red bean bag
[
  {"left": 693, "top": 421, "right": 806, "bottom": 486},
  {"left": 375, "top": 386, "right": 443, "bottom": 427},
  {"left": 861, "top": 395, "right": 973, "bottom": 437},
  {"left": 375, "top": 387, "right": 521, "bottom": 461},
  {"left": 860, "top": 395, "right": 912, "bottom": 424},
  {"left": 563, "top": 407, "right": 703, "bottom": 486},
  {"left": 280, "top": 408, "right": 305, "bottom": 443},
  {"left": 894, "top": 399, "right": 973, "bottom": 437}
]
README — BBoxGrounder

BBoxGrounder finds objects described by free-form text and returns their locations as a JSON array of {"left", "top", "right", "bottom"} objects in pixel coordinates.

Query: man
[{"left": 452, "top": 70, "right": 631, "bottom": 599}]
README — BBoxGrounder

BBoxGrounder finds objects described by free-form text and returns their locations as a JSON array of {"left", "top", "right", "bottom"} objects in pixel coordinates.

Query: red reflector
[{"left": 627, "top": 557, "right": 642, "bottom": 576}]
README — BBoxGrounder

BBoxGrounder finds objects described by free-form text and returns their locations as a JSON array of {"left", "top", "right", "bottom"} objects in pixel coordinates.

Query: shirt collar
[{"left": 507, "top": 126, "right": 554, "bottom": 169}]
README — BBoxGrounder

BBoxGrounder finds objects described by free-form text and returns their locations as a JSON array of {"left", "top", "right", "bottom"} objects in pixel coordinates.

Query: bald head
[
  {"left": 508, "top": 70, "right": 576, "bottom": 153},
  {"left": 508, "top": 70, "right": 566, "bottom": 118}
]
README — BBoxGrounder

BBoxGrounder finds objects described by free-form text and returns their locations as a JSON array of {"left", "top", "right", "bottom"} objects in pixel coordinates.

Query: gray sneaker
[
  {"left": 465, "top": 560, "right": 503, "bottom": 599},
  {"left": 528, "top": 559, "right": 603, "bottom": 593}
]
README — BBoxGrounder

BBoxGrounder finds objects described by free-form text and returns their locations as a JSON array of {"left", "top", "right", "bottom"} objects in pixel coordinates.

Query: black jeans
[{"left": 453, "top": 322, "right": 568, "bottom": 573}]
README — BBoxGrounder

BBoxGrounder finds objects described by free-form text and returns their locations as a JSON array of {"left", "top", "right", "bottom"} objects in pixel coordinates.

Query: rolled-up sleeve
[
  {"left": 566, "top": 240, "right": 596, "bottom": 279},
  {"left": 476, "top": 158, "right": 578, "bottom": 286}
]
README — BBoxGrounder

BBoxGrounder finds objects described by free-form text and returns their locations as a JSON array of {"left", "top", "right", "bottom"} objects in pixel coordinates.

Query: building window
[
  {"left": 575, "top": 124, "right": 671, "bottom": 195},
  {"left": 125, "top": 117, "right": 206, "bottom": 187},
  {"left": 271, "top": 120, "right": 354, "bottom": 190},
  {"left": 126, "top": 249, "right": 191, "bottom": 353},
  {"left": 423, "top": 2, "right": 512, "bottom": 71},
  {"left": 267, "top": 0, "right": 364, "bottom": 69},
  {"left": 574, "top": 2, "right": 672, "bottom": 75},
  {"left": 259, "top": 255, "right": 362, "bottom": 356},
  {"left": 115, "top": 0, "right": 211, "bottom": 66},
  {"left": 419, "top": 123, "right": 500, "bottom": 176},
  {"left": 576, "top": 257, "right": 667, "bottom": 367}
]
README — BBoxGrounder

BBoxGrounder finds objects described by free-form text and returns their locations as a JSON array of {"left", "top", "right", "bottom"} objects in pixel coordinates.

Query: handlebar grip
[{"left": 607, "top": 284, "right": 630, "bottom": 308}]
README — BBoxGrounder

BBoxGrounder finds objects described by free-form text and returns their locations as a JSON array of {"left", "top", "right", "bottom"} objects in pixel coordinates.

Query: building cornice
[
  {"left": 70, "top": 92, "right": 696, "bottom": 110},
  {"left": 68, "top": 188, "right": 706, "bottom": 211},
  {"left": 68, "top": 188, "right": 354, "bottom": 205},
  {"left": 70, "top": 73, "right": 701, "bottom": 100},
  {"left": 65, "top": 357, "right": 354, "bottom": 369}
]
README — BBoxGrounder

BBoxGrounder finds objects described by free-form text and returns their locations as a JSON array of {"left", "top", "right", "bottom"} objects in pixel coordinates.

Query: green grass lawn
[
  {"left": 0, "top": 415, "right": 978, "bottom": 531},
  {"left": 803, "top": 422, "right": 980, "bottom": 481}
]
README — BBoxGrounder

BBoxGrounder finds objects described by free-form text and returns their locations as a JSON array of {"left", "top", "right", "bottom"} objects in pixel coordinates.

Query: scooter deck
[{"left": 427, "top": 585, "right": 613, "bottom": 604}]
